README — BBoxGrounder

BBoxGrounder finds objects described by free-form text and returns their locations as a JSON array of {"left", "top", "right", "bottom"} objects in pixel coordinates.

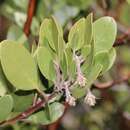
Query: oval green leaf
[
  {"left": 0, "top": 40, "right": 39, "bottom": 90},
  {"left": 107, "top": 48, "right": 116, "bottom": 71},
  {"left": 39, "top": 18, "right": 56, "bottom": 50},
  {"left": 39, "top": 17, "right": 63, "bottom": 53},
  {"left": 94, "top": 51, "right": 110, "bottom": 73},
  {"left": 37, "top": 46, "right": 56, "bottom": 81},
  {"left": 93, "top": 16, "right": 117, "bottom": 54},
  {"left": 0, "top": 64, "right": 9, "bottom": 96},
  {"left": 84, "top": 13, "right": 93, "bottom": 45},
  {"left": 0, "top": 95, "right": 13, "bottom": 121},
  {"left": 12, "top": 93, "right": 34, "bottom": 112},
  {"left": 68, "top": 18, "right": 85, "bottom": 51},
  {"left": 94, "top": 48, "right": 116, "bottom": 74}
]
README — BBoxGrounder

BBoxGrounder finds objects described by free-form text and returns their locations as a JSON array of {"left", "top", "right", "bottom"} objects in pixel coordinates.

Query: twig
[
  {"left": 0, "top": 93, "right": 56, "bottom": 126},
  {"left": 33, "top": 93, "right": 38, "bottom": 106},
  {"left": 94, "top": 73, "right": 130, "bottom": 89},
  {"left": 23, "top": 0, "right": 36, "bottom": 36},
  {"left": 114, "top": 28, "right": 130, "bottom": 47}
]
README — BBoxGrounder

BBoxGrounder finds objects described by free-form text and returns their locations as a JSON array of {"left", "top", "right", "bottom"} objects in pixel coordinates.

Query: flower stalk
[{"left": 73, "top": 53, "right": 86, "bottom": 87}]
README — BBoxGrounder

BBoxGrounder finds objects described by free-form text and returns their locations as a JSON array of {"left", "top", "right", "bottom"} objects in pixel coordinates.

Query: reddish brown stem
[
  {"left": 23, "top": 0, "right": 36, "bottom": 36},
  {"left": 0, "top": 93, "right": 55, "bottom": 126},
  {"left": 114, "top": 28, "right": 130, "bottom": 47},
  {"left": 94, "top": 73, "right": 130, "bottom": 89}
]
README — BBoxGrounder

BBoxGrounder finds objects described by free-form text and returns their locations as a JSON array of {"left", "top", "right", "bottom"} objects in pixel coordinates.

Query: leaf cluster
[{"left": 0, "top": 14, "right": 117, "bottom": 125}]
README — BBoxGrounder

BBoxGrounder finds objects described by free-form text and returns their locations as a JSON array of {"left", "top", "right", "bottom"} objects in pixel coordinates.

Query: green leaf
[
  {"left": 94, "top": 48, "right": 116, "bottom": 74},
  {"left": 0, "top": 63, "right": 15, "bottom": 95},
  {"left": 86, "top": 64, "right": 102, "bottom": 87},
  {"left": 81, "top": 45, "right": 91, "bottom": 60},
  {"left": 84, "top": 13, "right": 93, "bottom": 45},
  {"left": 68, "top": 13, "right": 93, "bottom": 51},
  {"left": 81, "top": 38, "right": 94, "bottom": 72},
  {"left": 37, "top": 73, "right": 46, "bottom": 91},
  {"left": 61, "top": 43, "right": 77, "bottom": 80},
  {"left": 65, "top": 48, "right": 76, "bottom": 79},
  {"left": 70, "top": 85, "right": 86, "bottom": 99},
  {"left": 94, "top": 51, "right": 109, "bottom": 73},
  {"left": 68, "top": 18, "right": 85, "bottom": 50},
  {"left": 39, "top": 17, "right": 63, "bottom": 53},
  {"left": 27, "top": 102, "right": 64, "bottom": 125},
  {"left": 57, "top": 35, "right": 66, "bottom": 61},
  {"left": 0, "top": 95, "right": 13, "bottom": 121},
  {"left": 85, "top": 64, "right": 102, "bottom": 86},
  {"left": 39, "top": 18, "right": 56, "bottom": 50},
  {"left": 60, "top": 52, "right": 68, "bottom": 79},
  {"left": 37, "top": 46, "right": 56, "bottom": 81},
  {"left": 93, "top": 17, "right": 117, "bottom": 54},
  {"left": 107, "top": 48, "right": 116, "bottom": 71},
  {"left": 37, "top": 37, "right": 55, "bottom": 59},
  {"left": 51, "top": 16, "right": 63, "bottom": 35},
  {"left": 31, "top": 45, "right": 47, "bottom": 91},
  {"left": 12, "top": 92, "right": 34, "bottom": 112},
  {"left": 0, "top": 64, "right": 9, "bottom": 96},
  {"left": 45, "top": 103, "right": 51, "bottom": 120},
  {"left": 0, "top": 40, "right": 39, "bottom": 90}
]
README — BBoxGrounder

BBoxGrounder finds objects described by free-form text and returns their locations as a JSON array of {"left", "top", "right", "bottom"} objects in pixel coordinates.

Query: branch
[
  {"left": 94, "top": 73, "right": 130, "bottom": 89},
  {"left": 113, "top": 28, "right": 130, "bottom": 47},
  {"left": 0, "top": 93, "right": 56, "bottom": 126},
  {"left": 23, "top": 0, "right": 36, "bottom": 36}
]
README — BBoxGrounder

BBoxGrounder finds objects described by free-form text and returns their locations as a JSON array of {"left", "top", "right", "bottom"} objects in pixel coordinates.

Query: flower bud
[
  {"left": 84, "top": 90, "right": 96, "bottom": 106},
  {"left": 65, "top": 85, "right": 76, "bottom": 106},
  {"left": 77, "top": 73, "right": 86, "bottom": 87},
  {"left": 66, "top": 95, "right": 76, "bottom": 106}
]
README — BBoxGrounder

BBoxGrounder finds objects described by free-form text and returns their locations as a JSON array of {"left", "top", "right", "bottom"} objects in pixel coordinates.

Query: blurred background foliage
[{"left": 0, "top": 0, "right": 130, "bottom": 130}]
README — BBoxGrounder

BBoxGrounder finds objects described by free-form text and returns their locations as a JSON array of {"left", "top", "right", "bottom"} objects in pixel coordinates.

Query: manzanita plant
[{"left": 0, "top": 13, "right": 117, "bottom": 126}]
